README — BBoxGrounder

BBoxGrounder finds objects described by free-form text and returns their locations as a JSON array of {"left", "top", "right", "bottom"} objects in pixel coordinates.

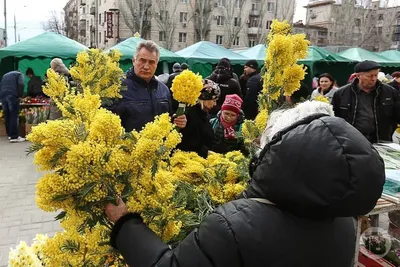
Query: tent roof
[
  {"left": 106, "top": 37, "right": 184, "bottom": 63},
  {"left": 235, "top": 45, "right": 351, "bottom": 64},
  {"left": 0, "top": 32, "right": 88, "bottom": 60},
  {"left": 176, "top": 41, "right": 249, "bottom": 64},
  {"left": 338, "top": 47, "right": 398, "bottom": 66},
  {"left": 378, "top": 50, "right": 400, "bottom": 62}
]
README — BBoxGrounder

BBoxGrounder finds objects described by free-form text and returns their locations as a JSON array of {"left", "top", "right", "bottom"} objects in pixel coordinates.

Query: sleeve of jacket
[
  {"left": 232, "top": 79, "right": 242, "bottom": 98},
  {"left": 111, "top": 213, "right": 241, "bottom": 267},
  {"left": 393, "top": 88, "right": 400, "bottom": 124},
  {"left": 331, "top": 89, "right": 340, "bottom": 117},
  {"left": 310, "top": 90, "right": 317, "bottom": 100}
]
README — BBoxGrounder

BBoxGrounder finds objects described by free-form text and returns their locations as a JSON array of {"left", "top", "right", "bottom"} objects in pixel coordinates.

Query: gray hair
[
  {"left": 134, "top": 40, "right": 160, "bottom": 60},
  {"left": 260, "top": 101, "right": 335, "bottom": 148}
]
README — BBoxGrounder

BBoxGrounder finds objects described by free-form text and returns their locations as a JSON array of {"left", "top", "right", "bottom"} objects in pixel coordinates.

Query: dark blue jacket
[
  {"left": 0, "top": 71, "right": 24, "bottom": 99},
  {"left": 110, "top": 68, "right": 172, "bottom": 132}
]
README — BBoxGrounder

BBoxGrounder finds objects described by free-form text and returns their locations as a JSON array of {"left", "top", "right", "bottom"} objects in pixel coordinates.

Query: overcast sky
[{"left": 1, "top": 0, "right": 399, "bottom": 45}]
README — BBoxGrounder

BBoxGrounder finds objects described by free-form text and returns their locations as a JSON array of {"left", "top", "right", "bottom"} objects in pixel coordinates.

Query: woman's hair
[{"left": 318, "top": 73, "right": 336, "bottom": 89}]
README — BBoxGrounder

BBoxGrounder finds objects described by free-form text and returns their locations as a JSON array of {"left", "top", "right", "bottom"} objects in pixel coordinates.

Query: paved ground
[{"left": 0, "top": 138, "right": 60, "bottom": 267}]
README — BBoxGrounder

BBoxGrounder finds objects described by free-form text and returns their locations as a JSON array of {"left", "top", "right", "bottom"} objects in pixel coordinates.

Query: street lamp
[{"left": 13, "top": 5, "right": 28, "bottom": 43}]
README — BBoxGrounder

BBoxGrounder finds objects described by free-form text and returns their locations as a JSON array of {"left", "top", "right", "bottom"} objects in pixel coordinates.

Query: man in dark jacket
[
  {"left": 0, "top": 71, "right": 25, "bottom": 142},
  {"left": 26, "top": 68, "right": 44, "bottom": 97},
  {"left": 332, "top": 60, "right": 400, "bottom": 143},
  {"left": 240, "top": 59, "right": 259, "bottom": 97},
  {"left": 242, "top": 60, "right": 262, "bottom": 120},
  {"left": 105, "top": 101, "right": 384, "bottom": 267},
  {"left": 109, "top": 40, "right": 186, "bottom": 132}
]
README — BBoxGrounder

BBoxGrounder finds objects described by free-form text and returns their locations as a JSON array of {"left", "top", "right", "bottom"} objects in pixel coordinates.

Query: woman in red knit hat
[{"left": 210, "top": 94, "right": 246, "bottom": 154}]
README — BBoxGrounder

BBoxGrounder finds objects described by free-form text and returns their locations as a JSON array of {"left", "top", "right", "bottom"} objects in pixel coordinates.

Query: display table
[{"left": 354, "top": 197, "right": 400, "bottom": 267}]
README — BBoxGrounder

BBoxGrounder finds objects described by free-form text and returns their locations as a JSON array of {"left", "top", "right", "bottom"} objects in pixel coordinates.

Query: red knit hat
[{"left": 221, "top": 94, "right": 243, "bottom": 114}]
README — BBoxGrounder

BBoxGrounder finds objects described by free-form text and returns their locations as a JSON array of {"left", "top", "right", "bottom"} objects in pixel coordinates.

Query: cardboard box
[{"left": 358, "top": 246, "right": 395, "bottom": 267}]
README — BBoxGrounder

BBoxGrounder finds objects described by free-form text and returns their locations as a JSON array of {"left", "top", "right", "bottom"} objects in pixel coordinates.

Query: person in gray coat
[{"left": 310, "top": 73, "right": 338, "bottom": 103}]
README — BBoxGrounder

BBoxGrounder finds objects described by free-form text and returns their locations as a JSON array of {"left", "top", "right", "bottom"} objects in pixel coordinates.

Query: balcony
[
  {"left": 79, "top": 19, "right": 86, "bottom": 29},
  {"left": 247, "top": 27, "right": 259, "bottom": 35},
  {"left": 80, "top": 0, "right": 86, "bottom": 6},
  {"left": 90, "top": 6, "right": 95, "bottom": 15},
  {"left": 249, "top": 10, "right": 260, "bottom": 16}
]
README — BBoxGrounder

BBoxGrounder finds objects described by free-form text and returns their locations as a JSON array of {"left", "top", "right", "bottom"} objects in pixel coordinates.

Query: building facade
[
  {"left": 64, "top": 0, "right": 296, "bottom": 51},
  {"left": 292, "top": 22, "right": 328, "bottom": 46},
  {"left": 304, "top": 0, "right": 400, "bottom": 51}
]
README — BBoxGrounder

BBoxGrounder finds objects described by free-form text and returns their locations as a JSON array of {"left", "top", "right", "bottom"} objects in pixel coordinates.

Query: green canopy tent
[
  {"left": 376, "top": 50, "right": 400, "bottom": 76},
  {"left": 0, "top": 32, "right": 88, "bottom": 92},
  {"left": 337, "top": 47, "right": 399, "bottom": 67},
  {"left": 176, "top": 41, "right": 249, "bottom": 77},
  {"left": 106, "top": 37, "right": 185, "bottom": 74},
  {"left": 236, "top": 45, "right": 355, "bottom": 92}
]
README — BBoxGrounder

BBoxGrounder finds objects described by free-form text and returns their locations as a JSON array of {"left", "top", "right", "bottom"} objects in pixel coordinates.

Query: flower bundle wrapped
[
  {"left": 24, "top": 106, "right": 50, "bottom": 124},
  {"left": 170, "top": 70, "right": 203, "bottom": 116}
]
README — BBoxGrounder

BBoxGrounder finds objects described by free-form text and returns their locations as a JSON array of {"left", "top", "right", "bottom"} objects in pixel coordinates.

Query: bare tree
[
  {"left": 327, "top": 0, "right": 397, "bottom": 51},
  {"left": 219, "top": 0, "right": 249, "bottom": 48},
  {"left": 189, "top": 0, "right": 213, "bottom": 42},
  {"left": 42, "top": 10, "right": 66, "bottom": 35},
  {"left": 119, "top": 0, "right": 152, "bottom": 39},
  {"left": 153, "top": 0, "right": 179, "bottom": 50},
  {"left": 64, "top": 11, "right": 78, "bottom": 40},
  {"left": 276, "top": 0, "right": 296, "bottom": 23}
]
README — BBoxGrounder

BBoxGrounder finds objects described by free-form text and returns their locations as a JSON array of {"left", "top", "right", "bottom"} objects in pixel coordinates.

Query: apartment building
[
  {"left": 64, "top": 0, "right": 295, "bottom": 51},
  {"left": 304, "top": 0, "right": 400, "bottom": 51}
]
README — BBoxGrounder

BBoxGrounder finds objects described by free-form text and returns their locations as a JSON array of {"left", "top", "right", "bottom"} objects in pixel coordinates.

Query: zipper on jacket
[
  {"left": 374, "top": 85, "right": 380, "bottom": 143},
  {"left": 351, "top": 86, "right": 358, "bottom": 125}
]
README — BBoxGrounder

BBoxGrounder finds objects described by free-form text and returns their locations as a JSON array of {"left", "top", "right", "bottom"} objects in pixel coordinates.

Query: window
[
  {"left": 266, "top": 20, "right": 272, "bottom": 29},
  {"left": 180, "top": 12, "right": 188, "bottom": 23},
  {"left": 233, "top": 36, "right": 239, "bottom": 46},
  {"left": 249, "top": 37, "right": 256, "bottom": 47},
  {"left": 378, "top": 14, "right": 384, "bottom": 21},
  {"left": 250, "top": 17, "right": 258, "bottom": 27},
  {"left": 104, "top": 30, "right": 106, "bottom": 42},
  {"left": 355, "top": 18, "right": 361, "bottom": 27},
  {"left": 217, "top": 16, "right": 225, "bottom": 26},
  {"left": 83, "top": 7, "right": 86, "bottom": 14},
  {"left": 160, "top": 10, "right": 169, "bottom": 20},
  {"left": 234, "top": 17, "right": 241, "bottom": 27},
  {"left": 267, "top": 2, "right": 275, "bottom": 12},
  {"left": 159, "top": 31, "right": 166, "bottom": 41},
  {"left": 99, "top": 13, "right": 102, "bottom": 24},
  {"left": 252, "top": 3, "right": 257, "bottom": 11},
  {"left": 235, "top": 0, "right": 240, "bottom": 8},
  {"left": 378, "top": 27, "right": 382, "bottom": 34},
  {"left": 216, "top": 35, "right": 223, "bottom": 44},
  {"left": 179, "top": 32, "right": 187, "bottom": 42},
  {"left": 218, "top": 0, "right": 225, "bottom": 7},
  {"left": 99, "top": 32, "right": 101, "bottom": 43},
  {"left": 99, "top": 0, "right": 101, "bottom": 6}
]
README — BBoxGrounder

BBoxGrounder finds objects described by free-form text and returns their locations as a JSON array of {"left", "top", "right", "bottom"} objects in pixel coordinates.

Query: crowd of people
[{"left": 0, "top": 39, "right": 399, "bottom": 265}]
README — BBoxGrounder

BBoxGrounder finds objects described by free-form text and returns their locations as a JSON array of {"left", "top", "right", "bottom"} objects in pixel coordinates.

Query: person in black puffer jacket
[
  {"left": 242, "top": 60, "right": 262, "bottom": 120},
  {"left": 207, "top": 59, "right": 241, "bottom": 117},
  {"left": 176, "top": 79, "right": 220, "bottom": 158},
  {"left": 105, "top": 100, "right": 385, "bottom": 267}
]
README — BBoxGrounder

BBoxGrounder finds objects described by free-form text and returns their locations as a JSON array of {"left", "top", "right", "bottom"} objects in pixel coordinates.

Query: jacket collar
[
  {"left": 127, "top": 67, "right": 159, "bottom": 90},
  {"left": 351, "top": 78, "right": 381, "bottom": 93}
]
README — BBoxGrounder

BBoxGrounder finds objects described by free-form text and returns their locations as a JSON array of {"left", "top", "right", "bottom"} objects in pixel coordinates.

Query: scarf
[{"left": 220, "top": 113, "right": 238, "bottom": 139}]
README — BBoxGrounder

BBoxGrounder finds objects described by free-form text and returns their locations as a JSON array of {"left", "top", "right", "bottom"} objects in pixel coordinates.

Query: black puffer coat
[
  {"left": 110, "top": 116, "right": 385, "bottom": 267},
  {"left": 207, "top": 67, "right": 241, "bottom": 115}
]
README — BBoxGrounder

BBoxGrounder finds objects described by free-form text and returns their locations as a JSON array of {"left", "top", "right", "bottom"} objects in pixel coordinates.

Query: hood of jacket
[
  {"left": 245, "top": 116, "right": 385, "bottom": 219},
  {"left": 209, "top": 67, "right": 233, "bottom": 83}
]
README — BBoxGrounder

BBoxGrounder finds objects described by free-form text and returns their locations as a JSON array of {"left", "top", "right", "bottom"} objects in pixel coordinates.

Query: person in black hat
[
  {"left": 332, "top": 60, "right": 400, "bottom": 143},
  {"left": 207, "top": 59, "right": 241, "bottom": 118},
  {"left": 240, "top": 60, "right": 259, "bottom": 98},
  {"left": 242, "top": 59, "right": 262, "bottom": 120},
  {"left": 181, "top": 63, "right": 189, "bottom": 70}
]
